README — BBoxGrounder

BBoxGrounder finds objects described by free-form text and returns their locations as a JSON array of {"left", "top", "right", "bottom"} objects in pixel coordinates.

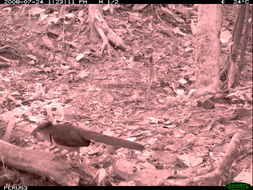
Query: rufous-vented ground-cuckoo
[{"left": 31, "top": 121, "right": 144, "bottom": 157}]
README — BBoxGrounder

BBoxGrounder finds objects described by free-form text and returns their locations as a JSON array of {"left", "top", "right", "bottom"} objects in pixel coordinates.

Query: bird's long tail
[{"left": 78, "top": 128, "right": 145, "bottom": 151}]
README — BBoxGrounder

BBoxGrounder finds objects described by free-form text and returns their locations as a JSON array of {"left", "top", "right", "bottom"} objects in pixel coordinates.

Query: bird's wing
[{"left": 52, "top": 125, "right": 90, "bottom": 147}]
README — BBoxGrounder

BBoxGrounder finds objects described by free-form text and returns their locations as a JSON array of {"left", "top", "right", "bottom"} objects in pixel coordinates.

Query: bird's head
[{"left": 31, "top": 121, "right": 53, "bottom": 142}]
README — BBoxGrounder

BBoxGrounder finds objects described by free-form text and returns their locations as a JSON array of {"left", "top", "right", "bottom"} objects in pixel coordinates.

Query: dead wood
[
  {"left": 88, "top": 5, "right": 128, "bottom": 55},
  {"left": 169, "top": 130, "right": 245, "bottom": 185},
  {"left": 0, "top": 140, "right": 97, "bottom": 186}
]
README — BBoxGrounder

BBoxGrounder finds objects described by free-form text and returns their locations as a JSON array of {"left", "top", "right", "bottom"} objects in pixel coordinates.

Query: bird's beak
[
  {"left": 31, "top": 127, "right": 48, "bottom": 142},
  {"left": 31, "top": 127, "right": 39, "bottom": 137}
]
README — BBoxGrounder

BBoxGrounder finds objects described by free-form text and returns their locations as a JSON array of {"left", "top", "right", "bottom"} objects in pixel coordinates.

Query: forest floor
[{"left": 0, "top": 4, "right": 252, "bottom": 186}]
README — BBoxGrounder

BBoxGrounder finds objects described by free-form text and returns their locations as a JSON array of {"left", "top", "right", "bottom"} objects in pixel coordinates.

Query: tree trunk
[{"left": 195, "top": 5, "right": 222, "bottom": 96}]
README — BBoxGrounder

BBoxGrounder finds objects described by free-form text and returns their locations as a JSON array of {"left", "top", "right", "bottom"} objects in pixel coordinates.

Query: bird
[{"left": 31, "top": 121, "right": 144, "bottom": 159}]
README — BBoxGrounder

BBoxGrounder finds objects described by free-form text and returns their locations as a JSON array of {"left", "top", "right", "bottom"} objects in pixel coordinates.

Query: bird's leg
[
  {"left": 66, "top": 149, "right": 82, "bottom": 164},
  {"left": 68, "top": 150, "right": 84, "bottom": 168},
  {"left": 70, "top": 150, "right": 80, "bottom": 163},
  {"left": 51, "top": 147, "right": 76, "bottom": 162},
  {"left": 74, "top": 149, "right": 86, "bottom": 164},
  {"left": 52, "top": 151, "right": 82, "bottom": 166}
]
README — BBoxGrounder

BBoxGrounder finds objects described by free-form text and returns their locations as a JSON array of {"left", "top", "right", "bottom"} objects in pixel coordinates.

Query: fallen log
[{"left": 0, "top": 140, "right": 96, "bottom": 186}]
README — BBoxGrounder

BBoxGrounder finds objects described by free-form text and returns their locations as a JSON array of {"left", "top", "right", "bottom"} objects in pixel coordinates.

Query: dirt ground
[{"left": 0, "top": 4, "right": 252, "bottom": 186}]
